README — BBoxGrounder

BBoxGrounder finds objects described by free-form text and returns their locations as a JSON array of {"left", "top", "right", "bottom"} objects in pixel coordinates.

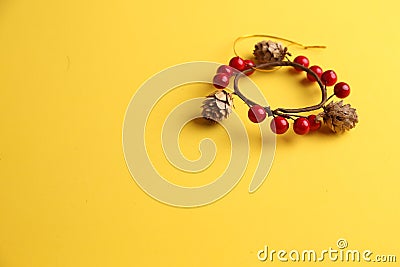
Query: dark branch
[{"left": 232, "top": 60, "right": 328, "bottom": 116}]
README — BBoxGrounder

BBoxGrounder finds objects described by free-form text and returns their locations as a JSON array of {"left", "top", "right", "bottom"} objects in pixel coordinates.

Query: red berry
[
  {"left": 307, "top": 115, "right": 321, "bottom": 131},
  {"left": 229, "top": 56, "right": 246, "bottom": 71},
  {"left": 293, "top": 117, "right": 310, "bottom": 135},
  {"left": 270, "top": 116, "right": 289, "bottom": 134},
  {"left": 334, "top": 82, "right": 350, "bottom": 98},
  {"left": 217, "top": 65, "right": 235, "bottom": 77},
  {"left": 243, "top": 59, "right": 255, "bottom": 76},
  {"left": 307, "top": 65, "right": 323, "bottom": 82},
  {"left": 321, "top": 70, "right": 337, "bottom": 86},
  {"left": 248, "top": 105, "right": 266, "bottom": 123},
  {"left": 293, "top": 56, "right": 310, "bottom": 72},
  {"left": 213, "top": 73, "right": 230, "bottom": 89}
]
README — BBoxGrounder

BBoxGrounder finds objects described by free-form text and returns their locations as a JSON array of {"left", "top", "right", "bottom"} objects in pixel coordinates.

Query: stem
[
  {"left": 326, "top": 93, "right": 335, "bottom": 102},
  {"left": 273, "top": 111, "right": 307, "bottom": 120},
  {"left": 233, "top": 60, "right": 328, "bottom": 116},
  {"left": 233, "top": 73, "right": 273, "bottom": 116},
  {"left": 232, "top": 75, "right": 257, "bottom": 107}
]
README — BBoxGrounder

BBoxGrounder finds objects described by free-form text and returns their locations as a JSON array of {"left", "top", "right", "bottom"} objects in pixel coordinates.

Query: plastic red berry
[
  {"left": 307, "top": 65, "right": 323, "bottom": 82},
  {"left": 243, "top": 59, "right": 255, "bottom": 76},
  {"left": 248, "top": 105, "right": 266, "bottom": 123},
  {"left": 270, "top": 116, "right": 289, "bottom": 134},
  {"left": 229, "top": 56, "right": 246, "bottom": 71},
  {"left": 293, "top": 117, "right": 310, "bottom": 135},
  {"left": 307, "top": 115, "right": 321, "bottom": 131},
  {"left": 293, "top": 56, "right": 309, "bottom": 72},
  {"left": 217, "top": 65, "right": 235, "bottom": 77},
  {"left": 213, "top": 73, "right": 230, "bottom": 89},
  {"left": 334, "top": 82, "right": 350, "bottom": 98},
  {"left": 321, "top": 70, "right": 337, "bottom": 86}
]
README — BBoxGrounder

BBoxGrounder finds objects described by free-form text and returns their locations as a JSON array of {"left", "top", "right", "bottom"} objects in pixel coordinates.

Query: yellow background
[{"left": 1, "top": 0, "right": 399, "bottom": 266}]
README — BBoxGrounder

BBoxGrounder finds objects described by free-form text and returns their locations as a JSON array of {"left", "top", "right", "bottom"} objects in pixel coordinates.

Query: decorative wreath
[{"left": 201, "top": 35, "right": 358, "bottom": 135}]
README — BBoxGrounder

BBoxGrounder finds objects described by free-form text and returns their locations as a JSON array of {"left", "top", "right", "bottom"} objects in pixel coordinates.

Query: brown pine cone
[
  {"left": 201, "top": 90, "right": 233, "bottom": 122},
  {"left": 253, "top": 40, "right": 288, "bottom": 64},
  {"left": 319, "top": 101, "right": 358, "bottom": 133}
]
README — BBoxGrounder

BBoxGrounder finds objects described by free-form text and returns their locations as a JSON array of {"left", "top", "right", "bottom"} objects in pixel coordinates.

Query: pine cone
[
  {"left": 253, "top": 40, "right": 288, "bottom": 64},
  {"left": 319, "top": 101, "right": 358, "bottom": 133},
  {"left": 201, "top": 90, "right": 233, "bottom": 122}
]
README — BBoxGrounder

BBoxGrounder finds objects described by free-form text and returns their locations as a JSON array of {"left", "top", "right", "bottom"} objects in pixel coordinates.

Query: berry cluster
[
  {"left": 212, "top": 57, "right": 256, "bottom": 89},
  {"left": 270, "top": 115, "right": 321, "bottom": 135},
  {"left": 293, "top": 55, "right": 350, "bottom": 99}
]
